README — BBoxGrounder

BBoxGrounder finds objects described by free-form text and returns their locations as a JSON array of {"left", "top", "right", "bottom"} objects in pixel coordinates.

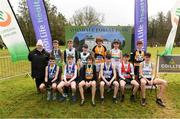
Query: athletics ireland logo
[
  {"left": 0, "top": 10, "right": 11, "bottom": 27},
  {"left": 169, "top": 58, "right": 176, "bottom": 65}
]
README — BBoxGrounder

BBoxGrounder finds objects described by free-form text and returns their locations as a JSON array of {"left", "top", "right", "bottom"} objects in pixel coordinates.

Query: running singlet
[
  {"left": 80, "top": 52, "right": 90, "bottom": 65},
  {"left": 103, "top": 63, "right": 113, "bottom": 80},
  {"left": 66, "top": 64, "right": 75, "bottom": 79},
  {"left": 134, "top": 50, "right": 145, "bottom": 62},
  {"left": 52, "top": 49, "right": 62, "bottom": 66},
  {"left": 111, "top": 49, "right": 121, "bottom": 62},
  {"left": 48, "top": 64, "right": 57, "bottom": 81},
  {"left": 92, "top": 45, "right": 106, "bottom": 63},
  {"left": 85, "top": 65, "right": 94, "bottom": 80},
  {"left": 142, "top": 62, "right": 152, "bottom": 79},
  {"left": 65, "top": 48, "right": 76, "bottom": 62},
  {"left": 121, "top": 62, "right": 131, "bottom": 79}
]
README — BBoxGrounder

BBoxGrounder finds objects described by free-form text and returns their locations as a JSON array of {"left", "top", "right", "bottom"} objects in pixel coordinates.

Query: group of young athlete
[{"left": 37, "top": 37, "right": 167, "bottom": 107}]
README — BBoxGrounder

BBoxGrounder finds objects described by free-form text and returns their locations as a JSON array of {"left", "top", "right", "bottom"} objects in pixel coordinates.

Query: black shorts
[
  {"left": 147, "top": 78, "right": 152, "bottom": 81},
  {"left": 146, "top": 78, "right": 152, "bottom": 85},
  {"left": 140, "top": 78, "right": 152, "bottom": 85},
  {"left": 65, "top": 78, "right": 78, "bottom": 84},
  {"left": 48, "top": 78, "right": 59, "bottom": 84},
  {"left": 82, "top": 79, "right": 96, "bottom": 83},
  {"left": 120, "top": 78, "right": 133, "bottom": 84},
  {"left": 101, "top": 79, "right": 116, "bottom": 85},
  {"left": 45, "top": 80, "right": 59, "bottom": 87},
  {"left": 134, "top": 66, "right": 140, "bottom": 75}
]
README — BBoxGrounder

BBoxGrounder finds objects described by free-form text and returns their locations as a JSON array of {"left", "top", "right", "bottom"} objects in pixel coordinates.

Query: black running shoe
[
  {"left": 72, "top": 95, "right": 77, "bottom": 102},
  {"left": 120, "top": 95, "right": 125, "bottom": 102},
  {"left": 141, "top": 98, "right": 146, "bottom": 106},
  {"left": 113, "top": 97, "right": 118, "bottom": 104},
  {"left": 130, "top": 95, "right": 136, "bottom": 102},
  {"left": 100, "top": 97, "right": 104, "bottom": 104},
  {"left": 59, "top": 95, "right": 66, "bottom": 102},
  {"left": 80, "top": 99, "right": 85, "bottom": 106},
  {"left": 156, "top": 98, "right": 165, "bottom": 107}
]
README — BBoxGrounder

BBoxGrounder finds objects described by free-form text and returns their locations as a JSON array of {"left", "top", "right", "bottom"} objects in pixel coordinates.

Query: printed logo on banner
[
  {"left": 176, "top": 8, "right": 180, "bottom": 16},
  {"left": 158, "top": 56, "right": 180, "bottom": 73},
  {"left": 169, "top": 58, "right": 176, "bottom": 65},
  {"left": 0, "top": 11, "right": 11, "bottom": 27}
]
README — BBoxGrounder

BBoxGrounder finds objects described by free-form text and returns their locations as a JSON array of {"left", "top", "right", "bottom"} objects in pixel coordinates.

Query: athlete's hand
[
  {"left": 51, "top": 77, "right": 57, "bottom": 83},
  {"left": 147, "top": 80, "right": 153, "bottom": 85},
  {"left": 86, "top": 82, "right": 90, "bottom": 87},
  {"left": 150, "top": 80, "right": 154, "bottom": 86},
  {"left": 107, "top": 82, "right": 111, "bottom": 87},
  {"left": 64, "top": 81, "right": 68, "bottom": 86},
  {"left": 67, "top": 81, "right": 71, "bottom": 86},
  {"left": 45, "top": 78, "right": 48, "bottom": 82}
]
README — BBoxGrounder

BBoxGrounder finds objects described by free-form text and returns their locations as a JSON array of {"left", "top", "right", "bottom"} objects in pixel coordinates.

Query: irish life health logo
[{"left": 0, "top": 11, "right": 11, "bottom": 27}]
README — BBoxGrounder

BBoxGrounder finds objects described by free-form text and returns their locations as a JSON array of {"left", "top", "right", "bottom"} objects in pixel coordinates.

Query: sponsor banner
[
  {"left": 65, "top": 26, "right": 133, "bottom": 53},
  {"left": 0, "top": 0, "right": 29, "bottom": 61},
  {"left": 27, "top": 0, "right": 52, "bottom": 52},
  {"left": 158, "top": 55, "right": 180, "bottom": 73},
  {"left": 134, "top": 0, "right": 148, "bottom": 51}
]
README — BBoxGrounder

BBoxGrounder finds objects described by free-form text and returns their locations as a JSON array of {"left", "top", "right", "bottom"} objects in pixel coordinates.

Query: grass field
[{"left": 0, "top": 47, "right": 180, "bottom": 118}]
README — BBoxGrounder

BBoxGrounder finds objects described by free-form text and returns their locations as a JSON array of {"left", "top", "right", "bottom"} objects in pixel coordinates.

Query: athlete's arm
[
  {"left": 69, "top": 65, "right": 77, "bottom": 82},
  {"left": 44, "top": 66, "right": 48, "bottom": 82},
  {"left": 52, "top": 66, "right": 59, "bottom": 82},
  {"left": 100, "top": 63, "right": 108, "bottom": 84},
  {"left": 63, "top": 65, "right": 67, "bottom": 82},
  {"left": 120, "top": 50, "right": 123, "bottom": 62},
  {"left": 139, "top": 63, "right": 148, "bottom": 82},
  {"left": 119, "top": 63, "right": 125, "bottom": 80},
  {"left": 130, "top": 63, "right": 135, "bottom": 77},
  {"left": 110, "top": 64, "right": 116, "bottom": 84},
  {"left": 139, "top": 63, "right": 144, "bottom": 78}
]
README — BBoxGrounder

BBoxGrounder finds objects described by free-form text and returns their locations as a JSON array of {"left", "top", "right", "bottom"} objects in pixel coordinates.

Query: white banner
[
  {"left": 0, "top": 0, "right": 29, "bottom": 61},
  {"left": 161, "top": 0, "right": 180, "bottom": 56}
]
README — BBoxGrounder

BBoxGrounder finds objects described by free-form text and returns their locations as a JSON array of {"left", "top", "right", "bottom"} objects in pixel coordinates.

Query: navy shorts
[{"left": 120, "top": 78, "right": 133, "bottom": 84}]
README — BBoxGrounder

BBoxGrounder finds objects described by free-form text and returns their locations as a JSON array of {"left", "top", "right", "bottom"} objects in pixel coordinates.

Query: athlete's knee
[
  {"left": 140, "top": 79, "right": 146, "bottom": 86},
  {"left": 134, "top": 82, "right": 139, "bottom": 88},
  {"left": 52, "top": 83, "right": 57, "bottom": 88},
  {"left": 92, "top": 81, "right": 96, "bottom": 87},
  {"left": 114, "top": 81, "right": 119, "bottom": 87},
  {"left": 57, "top": 83, "right": 63, "bottom": 89},
  {"left": 120, "top": 82, "right": 125, "bottom": 88},
  {"left": 71, "top": 84, "right": 76, "bottom": 90},
  {"left": 100, "top": 81, "right": 105, "bottom": 87},
  {"left": 79, "top": 82, "right": 84, "bottom": 88},
  {"left": 162, "top": 80, "right": 168, "bottom": 86},
  {"left": 39, "top": 84, "right": 45, "bottom": 90}
]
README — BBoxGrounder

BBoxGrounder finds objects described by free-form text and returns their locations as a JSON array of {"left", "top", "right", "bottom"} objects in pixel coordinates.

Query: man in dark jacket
[{"left": 28, "top": 40, "right": 50, "bottom": 92}]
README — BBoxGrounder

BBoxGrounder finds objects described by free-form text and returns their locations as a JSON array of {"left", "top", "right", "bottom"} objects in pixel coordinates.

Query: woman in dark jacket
[{"left": 28, "top": 40, "right": 50, "bottom": 92}]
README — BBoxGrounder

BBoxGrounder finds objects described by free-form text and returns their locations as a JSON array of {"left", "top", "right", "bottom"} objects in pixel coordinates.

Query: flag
[
  {"left": 134, "top": 0, "right": 148, "bottom": 51},
  {"left": 0, "top": 0, "right": 29, "bottom": 61},
  {"left": 161, "top": 0, "right": 180, "bottom": 56},
  {"left": 27, "top": 0, "right": 52, "bottom": 52}
]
